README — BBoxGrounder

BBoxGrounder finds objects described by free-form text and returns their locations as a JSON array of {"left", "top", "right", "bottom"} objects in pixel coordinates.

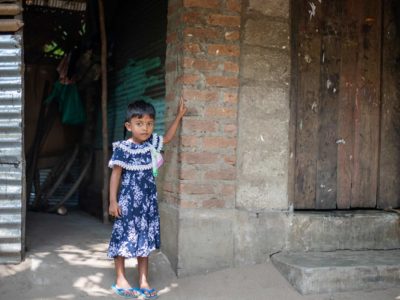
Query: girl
[{"left": 108, "top": 98, "right": 187, "bottom": 299}]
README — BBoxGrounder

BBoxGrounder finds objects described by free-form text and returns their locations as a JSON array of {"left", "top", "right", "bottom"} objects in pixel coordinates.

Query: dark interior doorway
[{"left": 23, "top": 0, "right": 168, "bottom": 218}]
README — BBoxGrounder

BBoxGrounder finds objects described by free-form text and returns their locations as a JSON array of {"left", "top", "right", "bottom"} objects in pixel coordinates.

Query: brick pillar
[{"left": 161, "top": 0, "right": 241, "bottom": 276}]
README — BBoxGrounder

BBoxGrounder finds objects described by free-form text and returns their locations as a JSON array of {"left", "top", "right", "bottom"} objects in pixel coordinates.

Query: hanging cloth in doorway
[{"left": 45, "top": 81, "right": 86, "bottom": 125}]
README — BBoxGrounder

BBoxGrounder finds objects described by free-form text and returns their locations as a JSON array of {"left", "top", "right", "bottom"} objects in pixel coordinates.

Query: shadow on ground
[{"left": 0, "top": 211, "right": 399, "bottom": 300}]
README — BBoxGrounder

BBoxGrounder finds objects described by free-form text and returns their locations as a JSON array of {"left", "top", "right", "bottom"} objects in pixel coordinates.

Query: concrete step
[
  {"left": 271, "top": 250, "right": 400, "bottom": 295},
  {"left": 287, "top": 211, "right": 400, "bottom": 251}
]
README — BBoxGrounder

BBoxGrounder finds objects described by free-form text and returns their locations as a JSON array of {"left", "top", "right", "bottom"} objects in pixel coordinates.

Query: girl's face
[{"left": 125, "top": 114, "right": 155, "bottom": 144}]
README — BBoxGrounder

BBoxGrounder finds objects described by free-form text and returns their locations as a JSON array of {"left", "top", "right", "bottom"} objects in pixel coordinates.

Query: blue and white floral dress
[{"left": 107, "top": 133, "right": 163, "bottom": 258}]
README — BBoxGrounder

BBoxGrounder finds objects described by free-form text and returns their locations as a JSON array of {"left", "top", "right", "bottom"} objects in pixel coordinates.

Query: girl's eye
[{"left": 136, "top": 123, "right": 143, "bottom": 126}]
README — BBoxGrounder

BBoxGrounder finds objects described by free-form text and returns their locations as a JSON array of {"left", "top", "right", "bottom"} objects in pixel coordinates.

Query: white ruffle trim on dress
[
  {"left": 108, "top": 160, "right": 153, "bottom": 171},
  {"left": 114, "top": 143, "right": 151, "bottom": 155},
  {"left": 153, "top": 134, "right": 163, "bottom": 152}
]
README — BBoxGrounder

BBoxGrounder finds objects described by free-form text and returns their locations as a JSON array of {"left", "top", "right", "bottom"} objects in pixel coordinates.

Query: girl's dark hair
[
  {"left": 123, "top": 100, "right": 156, "bottom": 138},
  {"left": 125, "top": 100, "right": 156, "bottom": 122}
]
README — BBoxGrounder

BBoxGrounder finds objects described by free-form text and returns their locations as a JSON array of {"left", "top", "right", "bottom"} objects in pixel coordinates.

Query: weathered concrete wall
[
  {"left": 233, "top": 0, "right": 291, "bottom": 266},
  {"left": 286, "top": 211, "right": 400, "bottom": 251},
  {"left": 162, "top": 0, "right": 400, "bottom": 277},
  {"left": 234, "top": 210, "right": 400, "bottom": 266},
  {"left": 162, "top": 0, "right": 293, "bottom": 275},
  {"left": 236, "top": 0, "right": 291, "bottom": 211}
]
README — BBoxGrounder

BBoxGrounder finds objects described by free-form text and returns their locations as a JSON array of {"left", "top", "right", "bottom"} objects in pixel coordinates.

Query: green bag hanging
[{"left": 45, "top": 81, "right": 86, "bottom": 125}]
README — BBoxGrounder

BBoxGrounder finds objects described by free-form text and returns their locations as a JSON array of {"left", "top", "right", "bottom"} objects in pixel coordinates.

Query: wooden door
[{"left": 292, "top": 0, "right": 384, "bottom": 209}]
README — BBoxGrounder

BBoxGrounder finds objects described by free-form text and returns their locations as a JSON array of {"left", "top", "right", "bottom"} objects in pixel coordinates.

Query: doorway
[{"left": 291, "top": 0, "right": 400, "bottom": 209}]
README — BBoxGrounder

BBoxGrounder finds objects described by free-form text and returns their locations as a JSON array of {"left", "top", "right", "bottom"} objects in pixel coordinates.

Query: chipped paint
[
  {"left": 336, "top": 139, "right": 346, "bottom": 144},
  {"left": 311, "top": 101, "right": 318, "bottom": 112},
  {"left": 308, "top": 2, "right": 317, "bottom": 20},
  {"left": 304, "top": 54, "right": 312, "bottom": 63}
]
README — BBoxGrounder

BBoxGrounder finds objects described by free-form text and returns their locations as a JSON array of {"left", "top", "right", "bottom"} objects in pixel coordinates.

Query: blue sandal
[
  {"left": 140, "top": 288, "right": 158, "bottom": 299},
  {"left": 111, "top": 284, "right": 142, "bottom": 298}
]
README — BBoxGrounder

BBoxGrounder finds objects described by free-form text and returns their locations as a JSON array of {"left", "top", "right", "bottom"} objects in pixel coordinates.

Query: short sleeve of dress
[
  {"left": 108, "top": 141, "right": 126, "bottom": 169},
  {"left": 151, "top": 133, "right": 164, "bottom": 152}
]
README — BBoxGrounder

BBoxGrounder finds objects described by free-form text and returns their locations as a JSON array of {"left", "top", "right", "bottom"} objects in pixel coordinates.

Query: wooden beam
[
  {"left": 294, "top": 0, "right": 322, "bottom": 209},
  {"left": 98, "top": 0, "right": 110, "bottom": 224},
  {"left": 0, "top": 19, "right": 23, "bottom": 32},
  {"left": 0, "top": 4, "right": 22, "bottom": 16}
]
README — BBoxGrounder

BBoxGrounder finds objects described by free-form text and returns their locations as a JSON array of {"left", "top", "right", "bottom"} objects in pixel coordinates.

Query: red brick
[
  {"left": 182, "top": 89, "right": 219, "bottom": 101},
  {"left": 182, "top": 12, "right": 204, "bottom": 24},
  {"left": 179, "top": 167, "right": 200, "bottom": 180},
  {"left": 183, "top": 119, "right": 218, "bottom": 132},
  {"left": 221, "top": 184, "right": 236, "bottom": 196},
  {"left": 205, "top": 169, "right": 236, "bottom": 180},
  {"left": 205, "top": 107, "right": 237, "bottom": 118},
  {"left": 184, "top": 58, "right": 219, "bottom": 71},
  {"left": 180, "top": 183, "right": 214, "bottom": 195},
  {"left": 202, "top": 198, "right": 225, "bottom": 208},
  {"left": 168, "top": 1, "right": 181, "bottom": 15},
  {"left": 225, "top": 31, "right": 240, "bottom": 41},
  {"left": 181, "top": 136, "right": 198, "bottom": 147},
  {"left": 204, "top": 137, "right": 236, "bottom": 149},
  {"left": 180, "top": 152, "right": 219, "bottom": 164},
  {"left": 180, "top": 200, "right": 199, "bottom": 208},
  {"left": 163, "top": 182, "right": 176, "bottom": 193},
  {"left": 224, "top": 92, "right": 238, "bottom": 104},
  {"left": 176, "top": 74, "right": 199, "bottom": 85},
  {"left": 208, "top": 44, "right": 240, "bottom": 57},
  {"left": 184, "top": 27, "right": 220, "bottom": 39},
  {"left": 224, "top": 61, "right": 239, "bottom": 73},
  {"left": 226, "top": 0, "right": 241, "bottom": 12},
  {"left": 166, "top": 61, "right": 177, "bottom": 72},
  {"left": 193, "top": 59, "right": 219, "bottom": 71},
  {"left": 183, "top": 0, "right": 220, "bottom": 9},
  {"left": 183, "top": 57, "right": 195, "bottom": 68},
  {"left": 183, "top": 43, "right": 201, "bottom": 54},
  {"left": 206, "top": 76, "right": 239, "bottom": 87},
  {"left": 223, "top": 154, "right": 237, "bottom": 165},
  {"left": 224, "top": 124, "right": 237, "bottom": 134},
  {"left": 165, "top": 92, "right": 176, "bottom": 102},
  {"left": 166, "top": 32, "right": 177, "bottom": 44},
  {"left": 207, "top": 14, "right": 241, "bottom": 27}
]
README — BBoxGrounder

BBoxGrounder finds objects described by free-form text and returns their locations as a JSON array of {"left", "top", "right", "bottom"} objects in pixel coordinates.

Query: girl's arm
[
  {"left": 164, "top": 97, "right": 187, "bottom": 144},
  {"left": 109, "top": 166, "right": 122, "bottom": 217}
]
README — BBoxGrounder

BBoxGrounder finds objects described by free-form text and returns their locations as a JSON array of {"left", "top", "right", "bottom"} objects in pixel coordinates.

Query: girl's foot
[
  {"left": 139, "top": 287, "right": 158, "bottom": 299},
  {"left": 112, "top": 284, "right": 142, "bottom": 298}
]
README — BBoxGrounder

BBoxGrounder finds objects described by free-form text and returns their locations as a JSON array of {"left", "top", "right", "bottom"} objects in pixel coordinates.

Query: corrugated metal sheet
[
  {"left": 0, "top": 34, "right": 23, "bottom": 263},
  {"left": 25, "top": 0, "right": 86, "bottom": 11},
  {"left": 106, "top": 58, "right": 166, "bottom": 143}
]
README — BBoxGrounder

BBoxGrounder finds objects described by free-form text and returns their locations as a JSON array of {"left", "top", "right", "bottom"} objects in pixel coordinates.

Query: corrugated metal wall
[
  {"left": 0, "top": 1, "right": 24, "bottom": 263},
  {"left": 98, "top": 0, "right": 168, "bottom": 146}
]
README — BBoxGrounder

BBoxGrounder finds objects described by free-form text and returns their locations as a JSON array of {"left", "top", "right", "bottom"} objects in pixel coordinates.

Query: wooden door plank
[
  {"left": 315, "top": 0, "right": 343, "bottom": 209},
  {"left": 294, "top": 0, "right": 322, "bottom": 209},
  {"left": 378, "top": 0, "right": 400, "bottom": 209},
  {"left": 351, "top": 0, "right": 382, "bottom": 207},
  {"left": 336, "top": 0, "right": 358, "bottom": 209}
]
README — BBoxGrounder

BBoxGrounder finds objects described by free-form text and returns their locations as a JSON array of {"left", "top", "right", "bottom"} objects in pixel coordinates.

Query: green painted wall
[{"left": 97, "top": 57, "right": 166, "bottom": 147}]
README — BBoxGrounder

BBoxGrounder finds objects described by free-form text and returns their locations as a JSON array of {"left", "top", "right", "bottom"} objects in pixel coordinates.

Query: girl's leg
[
  {"left": 137, "top": 256, "right": 150, "bottom": 288},
  {"left": 114, "top": 256, "right": 131, "bottom": 288},
  {"left": 137, "top": 256, "right": 157, "bottom": 297}
]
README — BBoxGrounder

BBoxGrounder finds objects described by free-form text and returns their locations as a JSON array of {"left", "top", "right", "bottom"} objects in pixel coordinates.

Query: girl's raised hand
[{"left": 178, "top": 96, "right": 188, "bottom": 117}]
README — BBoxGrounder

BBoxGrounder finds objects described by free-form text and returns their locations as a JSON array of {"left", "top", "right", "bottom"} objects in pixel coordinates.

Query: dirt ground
[{"left": 0, "top": 210, "right": 399, "bottom": 300}]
